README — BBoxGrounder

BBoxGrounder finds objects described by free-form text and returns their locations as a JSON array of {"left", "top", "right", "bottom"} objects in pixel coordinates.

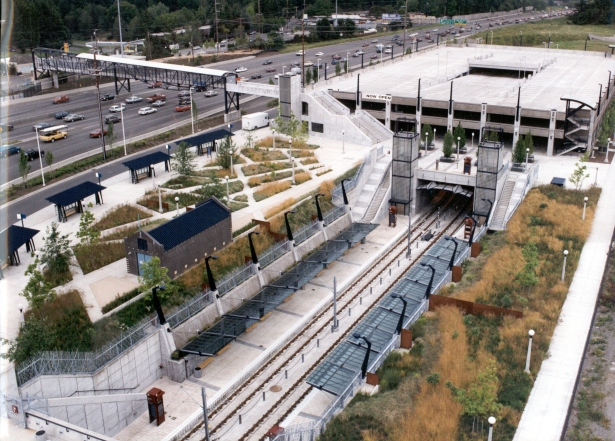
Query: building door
[{"left": 137, "top": 253, "right": 153, "bottom": 276}]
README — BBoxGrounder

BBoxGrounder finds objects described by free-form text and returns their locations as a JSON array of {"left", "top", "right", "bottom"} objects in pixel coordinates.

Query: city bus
[{"left": 39, "top": 125, "right": 68, "bottom": 142}]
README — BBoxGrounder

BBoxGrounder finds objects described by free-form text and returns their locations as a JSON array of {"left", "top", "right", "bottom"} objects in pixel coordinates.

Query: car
[
  {"left": 362, "top": 43, "right": 369, "bottom": 47},
  {"left": 204, "top": 90, "right": 219, "bottom": 97},
  {"left": 304, "top": 61, "right": 314, "bottom": 66},
  {"left": 296, "top": 50, "right": 304, "bottom": 56},
  {"left": 262, "top": 60, "right": 272, "bottom": 65},
  {"left": 385, "top": 45, "right": 392, "bottom": 49},
  {"left": 315, "top": 51, "right": 323, "bottom": 56},
  {"left": 0, "top": 145, "right": 20, "bottom": 157},
  {"left": 426, "top": 38, "right": 434, "bottom": 43},
  {"left": 104, "top": 115, "right": 121, "bottom": 124},
  {"left": 89, "top": 128, "right": 108, "bottom": 138},
  {"left": 178, "top": 98, "right": 192, "bottom": 105},
  {"left": 100, "top": 94, "right": 115, "bottom": 101},
  {"left": 147, "top": 94, "right": 166, "bottom": 102},
  {"left": 175, "top": 104, "right": 191, "bottom": 112},
  {"left": 109, "top": 104, "right": 126, "bottom": 113},
  {"left": 63, "top": 114, "right": 85, "bottom": 122},
  {"left": 332, "top": 54, "right": 341, "bottom": 60},
  {"left": 235, "top": 66, "right": 248, "bottom": 73},
  {"left": 138, "top": 107, "right": 157, "bottom": 115},
  {"left": 125, "top": 96, "right": 143, "bottom": 103},
  {"left": 148, "top": 81, "right": 163, "bottom": 88},
  {"left": 251, "top": 73, "right": 262, "bottom": 79},
  {"left": 291, "top": 61, "right": 300, "bottom": 67},
  {"left": 193, "top": 46, "right": 201, "bottom": 50},
  {"left": 371, "top": 39, "right": 378, "bottom": 43},
  {"left": 152, "top": 100, "right": 166, "bottom": 107},
  {"left": 265, "top": 67, "right": 276, "bottom": 72},
  {"left": 417, "top": 37, "right": 423, "bottom": 42},
  {"left": 249, "top": 38, "right": 255, "bottom": 43},
  {"left": 433, "top": 28, "right": 438, "bottom": 31},
  {"left": 384, "top": 49, "right": 392, "bottom": 54},
  {"left": 410, "top": 32, "right": 418, "bottom": 37},
  {"left": 274, "top": 74, "right": 280, "bottom": 79},
  {"left": 370, "top": 54, "right": 378, "bottom": 59},
  {"left": 52, "top": 95, "right": 69, "bottom": 104},
  {"left": 396, "top": 41, "right": 404, "bottom": 46},
  {"left": 178, "top": 91, "right": 191, "bottom": 98},
  {"left": 249, "top": 30, "right": 257, "bottom": 35},
  {"left": 25, "top": 149, "right": 44, "bottom": 161},
  {"left": 0, "top": 123, "right": 14, "bottom": 132},
  {"left": 32, "top": 122, "right": 53, "bottom": 132},
  {"left": 55, "top": 111, "right": 69, "bottom": 119},
  {"left": 352, "top": 52, "right": 360, "bottom": 58},
  {"left": 331, "top": 59, "right": 338, "bottom": 65}
]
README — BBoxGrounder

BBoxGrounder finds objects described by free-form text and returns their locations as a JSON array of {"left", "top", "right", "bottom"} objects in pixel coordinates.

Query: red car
[
  {"left": 362, "top": 43, "right": 370, "bottom": 47},
  {"left": 175, "top": 105, "right": 191, "bottom": 112},
  {"left": 148, "top": 81, "right": 163, "bottom": 88},
  {"left": 147, "top": 94, "right": 166, "bottom": 102},
  {"left": 52, "top": 95, "right": 70, "bottom": 104},
  {"left": 89, "top": 128, "right": 108, "bottom": 138}
]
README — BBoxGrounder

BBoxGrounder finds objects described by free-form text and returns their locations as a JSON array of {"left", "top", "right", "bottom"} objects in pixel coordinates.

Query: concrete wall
[
  {"left": 26, "top": 409, "right": 118, "bottom": 441},
  {"left": 19, "top": 328, "right": 166, "bottom": 437}
]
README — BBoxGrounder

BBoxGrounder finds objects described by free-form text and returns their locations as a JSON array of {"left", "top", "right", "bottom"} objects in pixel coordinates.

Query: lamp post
[
  {"left": 482, "top": 198, "right": 494, "bottom": 223},
  {"left": 158, "top": 185, "right": 163, "bottom": 213},
  {"left": 175, "top": 196, "right": 179, "bottom": 216},
  {"left": 317, "top": 58, "right": 321, "bottom": 80},
  {"left": 352, "top": 333, "right": 372, "bottom": 379},
  {"left": 35, "top": 128, "right": 46, "bottom": 186},
  {"left": 433, "top": 128, "right": 436, "bottom": 146},
  {"left": 342, "top": 130, "right": 345, "bottom": 154},
  {"left": 444, "top": 236, "right": 459, "bottom": 270},
  {"left": 228, "top": 124, "right": 233, "bottom": 176},
  {"left": 487, "top": 417, "right": 496, "bottom": 441},
  {"left": 120, "top": 105, "right": 127, "bottom": 155},
  {"left": 204, "top": 255, "right": 218, "bottom": 292},
  {"left": 225, "top": 175, "right": 230, "bottom": 203},
  {"left": 18, "top": 304, "right": 24, "bottom": 324},
  {"left": 284, "top": 210, "right": 296, "bottom": 242},
  {"left": 272, "top": 129, "right": 276, "bottom": 149},
  {"left": 471, "top": 132, "right": 474, "bottom": 148},
  {"left": 456, "top": 136, "right": 460, "bottom": 161},
  {"left": 151, "top": 285, "right": 167, "bottom": 325},
  {"left": 582, "top": 196, "right": 588, "bottom": 220},
  {"left": 282, "top": 65, "right": 287, "bottom": 74},
  {"left": 201, "top": 387, "right": 211, "bottom": 441},
  {"left": 332, "top": 276, "right": 339, "bottom": 332},
  {"left": 289, "top": 139, "right": 295, "bottom": 184},
  {"left": 190, "top": 87, "right": 195, "bottom": 134},
  {"left": 247, "top": 231, "right": 260, "bottom": 265},
  {"left": 390, "top": 294, "right": 408, "bottom": 334},
  {"left": 424, "top": 131, "right": 429, "bottom": 151},
  {"left": 419, "top": 263, "right": 436, "bottom": 298},
  {"left": 525, "top": 147, "right": 529, "bottom": 169},
  {"left": 561, "top": 250, "right": 569, "bottom": 282},
  {"left": 524, "top": 329, "right": 535, "bottom": 373},
  {"left": 606, "top": 138, "right": 611, "bottom": 163}
]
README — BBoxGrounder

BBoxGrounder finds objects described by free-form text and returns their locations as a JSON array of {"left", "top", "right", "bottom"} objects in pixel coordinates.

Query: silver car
[
  {"left": 63, "top": 114, "right": 85, "bottom": 122},
  {"left": 125, "top": 96, "right": 143, "bottom": 103},
  {"left": 204, "top": 90, "right": 219, "bottom": 97}
]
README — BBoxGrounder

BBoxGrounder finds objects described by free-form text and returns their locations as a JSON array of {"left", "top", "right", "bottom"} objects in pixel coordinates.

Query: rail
[
  {"left": 259, "top": 239, "right": 290, "bottom": 268},
  {"left": 323, "top": 205, "right": 346, "bottom": 225},
  {"left": 332, "top": 152, "right": 372, "bottom": 204},
  {"left": 293, "top": 219, "right": 321, "bottom": 245},
  {"left": 217, "top": 262, "right": 256, "bottom": 296},
  {"left": 166, "top": 289, "right": 214, "bottom": 328}
]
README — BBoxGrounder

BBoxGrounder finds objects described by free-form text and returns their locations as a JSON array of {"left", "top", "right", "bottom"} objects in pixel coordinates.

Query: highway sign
[{"left": 439, "top": 18, "right": 467, "bottom": 26}]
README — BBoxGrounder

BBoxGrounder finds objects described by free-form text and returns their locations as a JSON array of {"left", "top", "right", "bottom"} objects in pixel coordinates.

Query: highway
[{"left": 1, "top": 10, "right": 556, "bottom": 184}]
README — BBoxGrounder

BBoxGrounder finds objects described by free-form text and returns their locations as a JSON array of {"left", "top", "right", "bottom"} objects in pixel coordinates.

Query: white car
[
  {"left": 235, "top": 66, "right": 248, "bottom": 73},
  {"left": 304, "top": 61, "right": 314, "bottom": 66},
  {"left": 151, "top": 100, "right": 166, "bottom": 107},
  {"left": 109, "top": 104, "right": 126, "bottom": 112},
  {"left": 371, "top": 39, "right": 378, "bottom": 43},
  {"left": 296, "top": 50, "right": 304, "bottom": 56},
  {"left": 432, "top": 28, "right": 438, "bottom": 31},
  {"left": 315, "top": 51, "right": 323, "bottom": 56},
  {"left": 384, "top": 49, "right": 392, "bottom": 54},
  {"left": 125, "top": 96, "right": 143, "bottom": 103},
  {"left": 355, "top": 50, "right": 365, "bottom": 55},
  {"left": 204, "top": 90, "right": 219, "bottom": 97},
  {"left": 138, "top": 107, "right": 157, "bottom": 115}
]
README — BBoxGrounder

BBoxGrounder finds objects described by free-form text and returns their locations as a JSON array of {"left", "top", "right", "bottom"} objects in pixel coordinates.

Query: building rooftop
[{"left": 327, "top": 45, "right": 615, "bottom": 112}]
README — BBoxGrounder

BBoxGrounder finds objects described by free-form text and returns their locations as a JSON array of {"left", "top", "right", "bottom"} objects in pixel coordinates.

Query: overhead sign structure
[
  {"left": 382, "top": 14, "right": 402, "bottom": 21},
  {"left": 364, "top": 94, "right": 392, "bottom": 101},
  {"left": 439, "top": 18, "right": 467, "bottom": 26}
]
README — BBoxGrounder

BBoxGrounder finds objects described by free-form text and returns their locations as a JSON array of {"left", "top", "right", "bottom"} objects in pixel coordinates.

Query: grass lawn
[
  {"left": 242, "top": 148, "right": 288, "bottom": 162},
  {"left": 474, "top": 17, "right": 615, "bottom": 51},
  {"left": 248, "top": 170, "right": 304, "bottom": 187},
  {"left": 253, "top": 180, "right": 293, "bottom": 202},
  {"left": 93, "top": 204, "right": 152, "bottom": 232},
  {"left": 162, "top": 175, "right": 208, "bottom": 189},
  {"left": 242, "top": 162, "right": 293, "bottom": 176},
  {"left": 73, "top": 242, "right": 126, "bottom": 275},
  {"left": 102, "top": 219, "right": 167, "bottom": 241}
]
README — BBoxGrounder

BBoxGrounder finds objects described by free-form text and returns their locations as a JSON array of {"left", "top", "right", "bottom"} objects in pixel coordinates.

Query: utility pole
[
  {"left": 257, "top": 0, "right": 262, "bottom": 34},
  {"left": 302, "top": 7, "right": 305, "bottom": 87},
  {"left": 117, "top": 0, "right": 124, "bottom": 57},
  {"left": 215, "top": 1, "right": 220, "bottom": 54},
  {"left": 93, "top": 30, "right": 107, "bottom": 160},
  {"left": 403, "top": 0, "right": 408, "bottom": 57}
]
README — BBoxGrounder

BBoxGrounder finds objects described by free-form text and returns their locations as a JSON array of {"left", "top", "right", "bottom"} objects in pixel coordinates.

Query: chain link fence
[{"left": 259, "top": 239, "right": 290, "bottom": 268}]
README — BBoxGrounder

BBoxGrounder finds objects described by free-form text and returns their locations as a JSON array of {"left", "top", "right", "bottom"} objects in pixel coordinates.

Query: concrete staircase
[
  {"left": 489, "top": 173, "right": 519, "bottom": 231},
  {"left": 349, "top": 110, "right": 393, "bottom": 144},
  {"left": 352, "top": 157, "right": 391, "bottom": 219},
  {"left": 363, "top": 166, "right": 391, "bottom": 223}
]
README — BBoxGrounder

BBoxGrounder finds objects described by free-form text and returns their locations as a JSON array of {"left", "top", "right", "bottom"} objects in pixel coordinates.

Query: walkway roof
[
  {"left": 122, "top": 151, "right": 171, "bottom": 171},
  {"left": 45, "top": 181, "right": 106, "bottom": 207},
  {"left": 174, "top": 128, "right": 233, "bottom": 148},
  {"left": 0, "top": 225, "right": 39, "bottom": 260}
]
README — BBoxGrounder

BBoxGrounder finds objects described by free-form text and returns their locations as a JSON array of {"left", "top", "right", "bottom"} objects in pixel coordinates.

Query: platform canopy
[
  {"left": 174, "top": 128, "right": 233, "bottom": 156},
  {"left": 122, "top": 151, "right": 171, "bottom": 184},
  {"left": 0, "top": 225, "right": 39, "bottom": 265},
  {"left": 46, "top": 181, "right": 106, "bottom": 222}
]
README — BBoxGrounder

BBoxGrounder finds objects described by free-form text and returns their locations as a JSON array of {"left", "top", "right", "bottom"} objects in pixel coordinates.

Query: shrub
[
  {"left": 294, "top": 172, "right": 312, "bottom": 184},
  {"left": 300, "top": 157, "right": 319, "bottom": 165},
  {"left": 253, "top": 180, "right": 292, "bottom": 201},
  {"left": 442, "top": 130, "right": 454, "bottom": 158},
  {"left": 93, "top": 204, "right": 152, "bottom": 231},
  {"left": 73, "top": 242, "right": 125, "bottom": 274}
]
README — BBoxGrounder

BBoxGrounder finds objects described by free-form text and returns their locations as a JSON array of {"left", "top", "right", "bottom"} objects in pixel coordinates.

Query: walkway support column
[
  {"left": 513, "top": 87, "right": 522, "bottom": 148},
  {"left": 479, "top": 103, "right": 488, "bottom": 144},
  {"left": 415, "top": 78, "right": 422, "bottom": 136},
  {"left": 385, "top": 99, "right": 392, "bottom": 130},
  {"left": 447, "top": 81, "right": 454, "bottom": 133},
  {"left": 547, "top": 109, "right": 557, "bottom": 156}
]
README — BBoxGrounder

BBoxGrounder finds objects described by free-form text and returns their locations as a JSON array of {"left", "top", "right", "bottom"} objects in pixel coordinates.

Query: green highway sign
[{"left": 439, "top": 18, "right": 467, "bottom": 25}]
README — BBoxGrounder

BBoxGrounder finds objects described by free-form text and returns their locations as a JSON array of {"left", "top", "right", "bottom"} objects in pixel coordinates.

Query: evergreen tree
[
  {"left": 422, "top": 123, "right": 434, "bottom": 146},
  {"left": 524, "top": 131, "right": 534, "bottom": 155},
  {"left": 335, "top": 62, "right": 341, "bottom": 76},
  {"left": 454, "top": 121, "right": 466, "bottom": 149},
  {"left": 305, "top": 67, "right": 312, "bottom": 84},
  {"left": 216, "top": 136, "right": 239, "bottom": 170},
  {"left": 18, "top": 149, "right": 30, "bottom": 188},
  {"left": 442, "top": 130, "right": 454, "bottom": 158},
  {"left": 40, "top": 223, "right": 72, "bottom": 276},
  {"left": 513, "top": 138, "right": 527, "bottom": 163},
  {"left": 172, "top": 141, "right": 196, "bottom": 176}
]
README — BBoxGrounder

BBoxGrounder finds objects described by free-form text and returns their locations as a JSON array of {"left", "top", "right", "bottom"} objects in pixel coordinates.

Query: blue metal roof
[
  {"left": 122, "top": 151, "right": 171, "bottom": 171},
  {"left": 174, "top": 128, "right": 233, "bottom": 148},
  {"left": 45, "top": 181, "right": 106, "bottom": 207},
  {"left": 0, "top": 225, "right": 40, "bottom": 260}
]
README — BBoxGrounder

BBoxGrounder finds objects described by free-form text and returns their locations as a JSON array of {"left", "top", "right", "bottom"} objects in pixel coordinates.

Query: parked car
[
  {"left": 204, "top": 90, "right": 219, "bottom": 97},
  {"left": 235, "top": 66, "right": 248, "bottom": 73},
  {"left": 109, "top": 104, "right": 126, "bottom": 113},
  {"left": 304, "top": 61, "right": 314, "bottom": 66},
  {"left": 175, "top": 104, "right": 191, "bottom": 112},
  {"left": 100, "top": 94, "right": 115, "bottom": 101},
  {"left": 148, "top": 81, "right": 163, "bottom": 88},
  {"left": 55, "top": 111, "right": 69, "bottom": 119},
  {"left": 384, "top": 49, "right": 392, "bottom": 54},
  {"left": 52, "top": 95, "right": 69, "bottom": 104},
  {"left": 331, "top": 59, "right": 338, "bottom": 65},
  {"left": 89, "top": 128, "right": 108, "bottom": 138},
  {"left": 0, "top": 145, "right": 20, "bottom": 157},
  {"left": 296, "top": 50, "right": 305, "bottom": 56},
  {"left": 152, "top": 100, "right": 166, "bottom": 107},
  {"left": 32, "top": 122, "right": 53, "bottom": 132},
  {"left": 138, "top": 107, "right": 157, "bottom": 115},
  {"left": 63, "top": 114, "right": 85, "bottom": 122},
  {"left": 125, "top": 96, "right": 143, "bottom": 103},
  {"left": 265, "top": 67, "right": 276, "bottom": 72},
  {"left": 25, "top": 149, "right": 44, "bottom": 161},
  {"left": 291, "top": 61, "right": 300, "bottom": 67},
  {"left": 262, "top": 59, "right": 273, "bottom": 65},
  {"left": 250, "top": 73, "right": 262, "bottom": 79},
  {"left": 0, "top": 123, "right": 14, "bottom": 132},
  {"left": 249, "top": 30, "right": 257, "bottom": 35},
  {"left": 178, "top": 91, "right": 191, "bottom": 98},
  {"left": 371, "top": 39, "right": 378, "bottom": 43},
  {"left": 147, "top": 94, "right": 166, "bottom": 102},
  {"left": 315, "top": 51, "right": 323, "bottom": 56},
  {"left": 370, "top": 54, "right": 378, "bottom": 59},
  {"left": 104, "top": 115, "right": 121, "bottom": 124}
]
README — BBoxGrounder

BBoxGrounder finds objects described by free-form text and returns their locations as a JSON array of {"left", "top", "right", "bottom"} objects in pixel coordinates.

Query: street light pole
[
  {"left": 525, "top": 147, "right": 529, "bottom": 170},
  {"left": 561, "top": 250, "right": 569, "bottom": 281},
  {"left": 120, "top": 105, "right": 127, "bottom": 155},
  {"left": 582, "top": 196, "right": 588, "bottom": 220},
  {"left": 202, "top": 387, "right": 211, "bottom": 441},
  {"left": 35, "top": 128, "right": 46, "bottom": 186},
  {"left": 524, "top": 329, "right": 535, "bottom": 373},
  {"left": 175, "top": 196, "right": 180, "bottom": 217},
  {"left": 457, "top": 136, "right": 460, "bottom": 161},
  {"left": 225, "top": 175, "right": 230, "bottom": 203},
  {"left": 331, "top": 276, "right": 339, "bottom": 332},
  {"left": 93, "top": 30, "right": 107, "bottom": 160},
  {"left": 487, "top": 417, "right": 496, "bottom": 441},
  {"left": 342, "top": 130, "right": 345, "bottom": 154},
  {"left": 424, "top": 131, "right": 429, "bottom": 151},
  {"left": 190, "top": 87, "right": 195, "bottom": 134}
]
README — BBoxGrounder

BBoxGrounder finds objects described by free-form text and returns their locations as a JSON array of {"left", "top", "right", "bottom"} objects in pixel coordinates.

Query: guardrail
[
  {"left": 259, "top": 239, "right": 290, "bottom": 268},
  {"left": 294, "top": 219, "right": 321, "bottom": 245},
  {"left": 217, "top": 262, "right": 256, "bottom": 296},
  {"left": 323, "top": 205, "right": 346, "bottom": 225},
  {"left": 166, "top": 289, "right": 214, "bottom": 328}
]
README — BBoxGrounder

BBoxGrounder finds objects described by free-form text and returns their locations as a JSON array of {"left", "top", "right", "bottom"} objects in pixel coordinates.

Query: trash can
[
  {"left": 194, "top": 366, "right": 203, "bottom": 378},
  {"left": 35, "top": 430, "right": 46, "bottom": 441}
]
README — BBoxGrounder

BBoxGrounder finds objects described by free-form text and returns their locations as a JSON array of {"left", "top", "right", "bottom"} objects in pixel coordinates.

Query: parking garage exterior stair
[{"left": 352, "top": 157, "right": 391, "bottom": 220}]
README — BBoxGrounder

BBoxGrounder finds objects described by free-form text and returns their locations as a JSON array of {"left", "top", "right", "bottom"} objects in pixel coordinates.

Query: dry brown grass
[
  {"left": 253, "top": 180, "right": 292, "bottom": 201},
  {"left": 93, "top": 204, "right": 152, "bottom": 232},
  {"left": 319, "top": 180, "right": 335, "bottom": 199},
  {"left": 294, "top": 172, "right": 312, "bottom": 184},
  {"left": 264, "top": 198, "right": 297, "bottom": 219},
  {"left": 300, "top": 157, "right": 319, "bottom": 165}
]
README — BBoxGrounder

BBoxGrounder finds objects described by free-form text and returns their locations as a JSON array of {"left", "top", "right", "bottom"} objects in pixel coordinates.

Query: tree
[
  {"left": 45, "top": 150, "right": 55, "bottom": 180},
  {"left": 454, "top": 121, "right": 466, "bottom": 149},
  {"left": 18, "top": 149, "right": 31, "bottom": 188},
  {"left": 172, "top": 141, "right": 196, "bottom": 176},
  {"left": 39, "top": 222, "right": 72, "bottom": 276},
  {"left": 274, "top": 111, "right": 308, "bottom": 145},
  {"left": 269, "top": 77, "right": 274, "bottom": 85},
  {"left": 569, "top": 152, "right": 590, "bottom": 190},
  {"left": 138, "top": 256, "right": 174, "bottom": 301},
  {"left": 343, "top": 60, "right": 348, "bottom": 73},
  {"left": 524, "top": 130, "right": 534, "bottom": 155},
  {"left": 305, "top": 67, "right": 312, "bottom": 84},
  {"left": 106, "top": 121, "right": 116, "bottom": 150},
  {"left": 335, "top": 62, "right": 341, "bottom": 76},
  {"left": 442, "top": 130, "right": 454, "bottom": 158},
  {"left": 191, "top": 99, "right": 198, "bottom": 129},
  {"left": 217, "top": 136, "right": 239, "bottom": 170},
  {"left": 447, "top": 359, "right": 502, "bottom": 421},
  {"left": 21, "top": 260, "right": 56, "bottom": 310},
  {"left": 243, "top": 130, "right": 255, "bottom": 150},
  {"left": 422, "top": 123, "right": 434, "bottom": 146},
  {"left": 312, "top": 66, "right": 318, "bottom": 82},
  {"left": 267, "top": 30, "right": 284, "bottom": 50},
  {"left": 76, "top": 210, "right": 100, "bottom": 245},
  {"left": 316, "top": 17, "right": 332, "bottom": 41},
  {"left": 513, "top": 138, "right": 527, "bottom": 163}
]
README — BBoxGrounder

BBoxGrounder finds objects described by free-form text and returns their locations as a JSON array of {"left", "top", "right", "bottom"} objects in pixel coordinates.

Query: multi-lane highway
[{"left": 1, "top": 9, "right": 556, "bottom": 184}]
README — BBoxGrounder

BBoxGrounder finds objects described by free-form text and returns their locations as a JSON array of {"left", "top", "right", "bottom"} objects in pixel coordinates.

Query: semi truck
[{"left": 242, "top": 112, "right": 269, "bottom": 131}]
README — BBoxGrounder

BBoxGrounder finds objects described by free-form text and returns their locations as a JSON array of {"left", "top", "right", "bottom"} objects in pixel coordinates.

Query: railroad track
[{"left": 183, "top": 195, "right": 470, "bottom": 441}]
